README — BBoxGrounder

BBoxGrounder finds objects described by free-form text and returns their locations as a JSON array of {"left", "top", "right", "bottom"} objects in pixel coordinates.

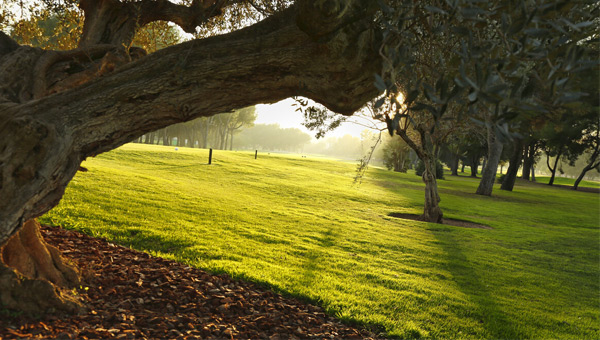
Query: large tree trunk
[
  {"left": 0, "top": 220, "right": 81, "bottom": 314},
  {"left": 450, "top": 155, "right": 459, "bottom": 176},
  {"left": 0, "top": 1, "right": 381, "bottom": 249},
  {"left": 501, "top": 139, "right": 524, "bottom": 191},
  {"left": 476, "top": 122, "right": 504, "bottom": 196},
  {"left": 0, "top": 0, "right": 381, "bottom": 316}
]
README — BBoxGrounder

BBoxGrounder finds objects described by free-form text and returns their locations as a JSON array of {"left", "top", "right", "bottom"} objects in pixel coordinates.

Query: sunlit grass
[
  {"left": 42, "top": 143, "right": 600, "bottom": 339},
  {"left": 533, "top": 175, "right": 600, "bottom": 188}
]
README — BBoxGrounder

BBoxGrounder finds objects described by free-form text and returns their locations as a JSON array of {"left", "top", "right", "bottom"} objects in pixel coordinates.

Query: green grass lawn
[
  {"left": 41, "top": 143, "right": 600, "bottom": 339},
  {"left": 533, "top": 175, "right": 600, "bottom": 188}
]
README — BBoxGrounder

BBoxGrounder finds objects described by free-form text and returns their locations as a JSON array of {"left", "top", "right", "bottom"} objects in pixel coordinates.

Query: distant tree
[
  {"left": 236, "top": 124, "right": 311, "bottom": 152},
  {"left": 574, "top": 119, "right": 600, "bottom": 190},
  {"left": 382, "top": 135, "right": 411, "bottom": 172},
  {"left": 227, "top": 106, "right": 257, "bottom": 150},
  {"left": 540, "top": 115, "right": 585, "bottom": 185}
]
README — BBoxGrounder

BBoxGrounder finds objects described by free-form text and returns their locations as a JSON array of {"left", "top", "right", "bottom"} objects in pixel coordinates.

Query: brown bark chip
[{"left": 0, "top": 225, "right": 379, "bottom": 339}]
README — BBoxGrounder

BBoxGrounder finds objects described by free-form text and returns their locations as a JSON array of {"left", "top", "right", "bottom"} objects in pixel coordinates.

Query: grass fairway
[
  {"left": 533, "top": 175, "right": 600, "bottom": 188},
  {"left": 41, "top": 143, "right": 600, "bottom": 339}
]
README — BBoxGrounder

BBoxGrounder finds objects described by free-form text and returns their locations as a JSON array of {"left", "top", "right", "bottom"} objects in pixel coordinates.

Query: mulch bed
[
  {"left": 388, "top": 213, "right": 492, "bottom": 229},
  {"left": 0, "top": 225, "right": 380, "bottom": 339}
]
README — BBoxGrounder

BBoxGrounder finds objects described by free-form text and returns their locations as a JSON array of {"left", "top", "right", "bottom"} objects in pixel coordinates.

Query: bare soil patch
[
  {"left": 0, "top": 225, "right": 379, "bottom": 339},
  {"left": 388, "top": 213, "right": 492, "bottom": 230}
]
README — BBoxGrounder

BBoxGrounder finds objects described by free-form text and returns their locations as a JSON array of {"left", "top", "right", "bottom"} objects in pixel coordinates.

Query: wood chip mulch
[{"left": 0, "top": 225, "right": 380, "bottom": 339}]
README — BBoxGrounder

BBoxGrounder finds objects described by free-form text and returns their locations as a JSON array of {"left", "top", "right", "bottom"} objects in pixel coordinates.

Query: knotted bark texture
[{"left": 0, "top": 220, "right": 82, "bottom": 315}]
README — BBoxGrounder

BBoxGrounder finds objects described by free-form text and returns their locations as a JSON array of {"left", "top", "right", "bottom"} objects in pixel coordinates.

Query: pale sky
[{"left": 255, "top": 98, "right": 383, "bottom": 140}]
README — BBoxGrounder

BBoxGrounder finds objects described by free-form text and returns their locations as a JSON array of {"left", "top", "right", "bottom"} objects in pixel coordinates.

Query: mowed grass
[
  {"left": 533, "top": 175, "right": 600, "bottom": 188},
  {"left": 41, "top": 143, "right": 600, "bottom": 339}
]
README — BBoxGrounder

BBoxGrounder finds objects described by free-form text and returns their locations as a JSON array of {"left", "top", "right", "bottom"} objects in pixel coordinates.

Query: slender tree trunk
[
  {"left": 203, "top": 120, "right": 210, "bottom": 149},
  {"left": 461, "top": 162, "right": 465, "bottom": 173},
  {"left": 481, "top": 157, "right": 487, "bottom": 175},
  {"left": 522, "top": 142, "right": 536, "bottom": 181},
  {"left": 501, "top": 139, "right": 524, "bottom": 191},
  {"left": 470, "top": 157, "right": 479, "bottom": 177},
  {"left": 546, "top": 149, "right": 562, "bottom": 186},
  {"left": 422, "top": 157, "right": 443, "bottom": 223},
  {"left": 476, "top": 125, "right": 504, "bottom": 196},
  {"left": 229, "top": 131, "right": 234, "bottom": 150},
  {"left": 188, "top": 131, "right": 195, "bottom": 148},
  {"left": 573, "top": 166, "right": 590, "bottom": 190},
  {"left": 162, "top": 129, "right": 169, "bottom": 146},
  {"left": 573, "top": 150, "right": 600, "bottom": 190},
  {"left": 500, "top": 164, "right": 503, "bottom": 174},
  {"left": 531, "top": 166, "right": 536, "bottom": 182}
]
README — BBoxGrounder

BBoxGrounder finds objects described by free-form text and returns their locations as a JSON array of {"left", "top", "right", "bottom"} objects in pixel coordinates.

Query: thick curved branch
[
  {"left": 78, "top": 0, "right": 244, "bottom": 47},
  {"left": 138, "top": 0, "right": 240, "bottom": 34},
  {"left": 0, "top": 1, "right": 381, "bottom": 245}
]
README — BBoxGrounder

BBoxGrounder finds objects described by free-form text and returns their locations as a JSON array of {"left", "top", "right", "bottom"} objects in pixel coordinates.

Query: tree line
[{"left": 136, "top": 107, "right": 257, "bottom": 150}]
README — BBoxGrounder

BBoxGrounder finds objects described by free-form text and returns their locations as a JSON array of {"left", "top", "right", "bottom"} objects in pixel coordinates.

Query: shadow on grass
[
  {"left": 436, "top": 232, "right": 522, "bottom": 339},
  {"left": 106, "top": 227, "right": 196, "bottom": 254},
  {"left": 299, "top": 228, "right": 337, "bottom": 288}
]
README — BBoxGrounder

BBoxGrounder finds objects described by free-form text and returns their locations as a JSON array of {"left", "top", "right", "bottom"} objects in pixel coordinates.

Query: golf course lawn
[{"left": 41, "top": 143, "right": 600, "bottom": 339}]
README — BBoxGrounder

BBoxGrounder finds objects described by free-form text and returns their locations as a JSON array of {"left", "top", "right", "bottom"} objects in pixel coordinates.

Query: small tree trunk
[
  {"left": 501, "top": 139, "right": 524, "bottom": 191},
  {"left": 421, "top": 158, "right": 443, "bottom": 223},
  {"left": 481, "top": 157, "right": 487, "bottom": 175},
  {"left": 521, "top": 143, "right": 535, "bottom": 181},
  {"left": 573, "top": 166, "right": 589, "bottom": 190},
  {"left": 573, "top": 157, "right": 599, "bottom": 190},
  {"left": 476, "top": 127, "right": 504, "bottom": 196},
  {"left": 461, "top": 162, "right": 465, "bottom": 173},
  {"left": 451, "top": 155, "right": 459, "bottom": 176},
  {"left": 470, "top": 157, "right": 479, "bottom": 177},
  {"left": 531, "top": 166, "right": 536, "bottom": 182},
  {"left": 0, "top": 220, "right": 82, "bottom": 314},
  {"left": 547, "top": 150, "right": 562, "bottom": 186}
]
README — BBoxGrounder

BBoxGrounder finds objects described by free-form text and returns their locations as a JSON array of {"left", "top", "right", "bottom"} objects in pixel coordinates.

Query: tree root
[{"left": 0, "top": 220, "right": 83, "bottom": 315}]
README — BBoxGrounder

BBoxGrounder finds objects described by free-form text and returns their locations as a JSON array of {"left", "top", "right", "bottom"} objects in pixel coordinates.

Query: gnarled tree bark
[
  {"left": 476, "top": 117, "right": 504, "bottom": 196},
  {"left": 0, "top": 0, "right": 381, "bottom": 313}
]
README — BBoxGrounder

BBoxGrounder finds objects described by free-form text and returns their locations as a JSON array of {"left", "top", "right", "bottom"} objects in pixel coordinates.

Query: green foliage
[
  {"left": 382, "top": 135, "right": 411, "bottom": 172},
  {"left": 415, "top": 159, "right": 445, "bottom": 179},
  {"left": 41, "top": 144, "right": 600, "bottom": 339}
]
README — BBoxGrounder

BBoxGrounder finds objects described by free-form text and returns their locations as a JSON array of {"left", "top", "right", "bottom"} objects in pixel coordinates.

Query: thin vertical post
[
  {"left": 255, "top": 150, "right": 258, "bottom": 159},
  {"left": 209, "top": 148, "right": 213, "bottom": 165}
]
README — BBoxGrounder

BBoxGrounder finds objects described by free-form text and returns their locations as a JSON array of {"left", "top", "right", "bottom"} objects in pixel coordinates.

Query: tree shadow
[
  {"left": 435, "top": 231, "right": 522, "bottom": 339},
  {"left": 298, "top": 228, "right": 336, "bottom": 288},
  {"left": 105, "top": 227, "right": 195, "bottom": 255}
]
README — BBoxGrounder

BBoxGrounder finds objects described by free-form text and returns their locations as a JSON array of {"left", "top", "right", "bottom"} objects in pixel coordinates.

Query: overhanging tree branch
[{"left": 0, "top": 1, "right": 381, "bottom": 246}]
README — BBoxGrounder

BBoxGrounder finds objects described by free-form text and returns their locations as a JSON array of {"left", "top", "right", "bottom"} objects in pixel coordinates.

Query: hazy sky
[{"left": 255, "top": 98, "right": 382, "bottom": 140}]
